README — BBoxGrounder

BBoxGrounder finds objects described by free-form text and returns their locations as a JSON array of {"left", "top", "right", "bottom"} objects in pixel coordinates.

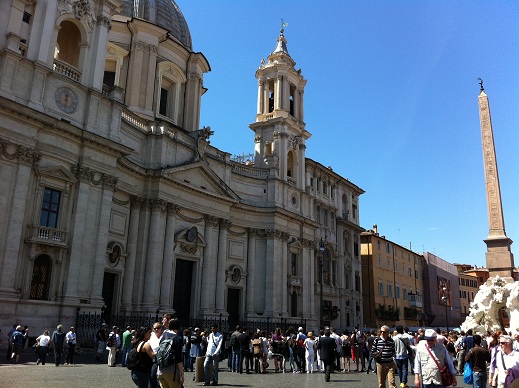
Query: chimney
[{"left": 373, "top": 224, "right": 378, "bottom": 235}]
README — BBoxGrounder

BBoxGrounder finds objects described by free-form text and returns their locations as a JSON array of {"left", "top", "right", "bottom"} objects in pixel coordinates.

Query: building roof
[{"left": 120, "top": 0, "right": 192, "bottom": 49}]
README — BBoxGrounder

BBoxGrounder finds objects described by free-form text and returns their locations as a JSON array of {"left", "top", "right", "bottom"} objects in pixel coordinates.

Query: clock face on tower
[{"left": 54, "top": 87, "right": 78, "bottom": 114}]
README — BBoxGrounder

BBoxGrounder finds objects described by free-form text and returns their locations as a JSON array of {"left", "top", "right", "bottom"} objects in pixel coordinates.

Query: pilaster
[
  {"left": 215, "top": 219, "right": 230, "bottom": 312},
  {"left": 121, "top": 196, "right": 142, "bottom": 310},
  {"left": 160, "top": 203, "right": 179, "bottom": 309}
]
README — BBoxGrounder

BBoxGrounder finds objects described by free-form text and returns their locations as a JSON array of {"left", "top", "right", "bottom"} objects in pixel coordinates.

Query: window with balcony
[
  {"left": 40, "top": 188, "right": 61, "bottom": 228},
  {"left": 29, "top": 255, "right": 52, "bottom": 300}
]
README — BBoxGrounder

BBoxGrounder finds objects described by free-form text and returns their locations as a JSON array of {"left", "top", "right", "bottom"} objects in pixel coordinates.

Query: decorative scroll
[
  {"left": 0, "top": 138, "right": 41, "bottom": 167},
  {"left": 72, "top": 164, "right": 118, "bottom": 190}
]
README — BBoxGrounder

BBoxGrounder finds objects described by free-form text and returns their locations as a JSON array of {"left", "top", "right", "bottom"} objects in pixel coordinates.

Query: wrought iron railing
[{"left": 75, "top": 308, "right": 307, "bottom": 347}]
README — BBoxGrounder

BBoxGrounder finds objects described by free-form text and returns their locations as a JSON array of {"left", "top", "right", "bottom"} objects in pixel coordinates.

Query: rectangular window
[
  {"left": 355, "top": 272, "right": 360, "bottom": 291},
  {"left": 386, "top": 242, "right": 390, "bottom": 253},
  {"left": 352, "top": 203, "right": 357, "bottom": 219},
  {"left": 378, "top": 282, "right": 384, "bottom": 296},
  {"left": 23, "top": 12, "right": 31, "bottom": 23},
  {"left": 396, "top": 285, "right": 400, "bottom": 299},
  {"left": 403, "top": 287, "right": 408, "bottom": 300},
  {"left": 387, "top": 259, "right": 391, "bottom": 269},
  {"left": 408, "top": 267, "right": 412, "bottom": 277},
  {"left": 378, "top": 255, "right": 381, "bottom": 267},
  {"left": 40, "top": 188, "right": 61, "bottom": 228},
  {"left": 387, "top": 284, "right": 393, "bottom": 297},
  {"left": 159, "top": 87, "right": 168, "bottom": 116},
  {"left": 354, "top": 242, "right": 359, "bottom": 257},
  {"left": 291, "top": 253, "right": 297, "bottom": 276},
  {"left": 395, "top": 262, "right": 398, "bottom": 272}
]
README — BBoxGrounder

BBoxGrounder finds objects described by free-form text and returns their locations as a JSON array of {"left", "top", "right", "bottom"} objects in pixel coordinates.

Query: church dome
[{"left": 120, "top": 0, "right": 192, "bottom": 50}]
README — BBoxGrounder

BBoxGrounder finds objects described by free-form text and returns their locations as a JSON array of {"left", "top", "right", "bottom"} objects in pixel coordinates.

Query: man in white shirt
[
  {"left": 106, "top": 326, "right": 120, "bottom": 367},
  {"left": 204, "top": 324, "right": 223, "bottom": 386},
  {"left": 489, "top": 335, "right": 519, "bottom": 388},
  {"left": 65, "top": 326, "right": 77, "bottom": 365},
  {"left": 148, "top": 321, "right": 164, "bottom": 388}
]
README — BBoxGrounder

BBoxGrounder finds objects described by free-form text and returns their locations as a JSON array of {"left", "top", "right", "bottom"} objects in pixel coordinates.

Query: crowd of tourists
[
  {"left": 5, "top": 319, "right": 519, "bottom": 388},
  {"left": 368, "top": 325, "right": 519, "bottom": 388}
]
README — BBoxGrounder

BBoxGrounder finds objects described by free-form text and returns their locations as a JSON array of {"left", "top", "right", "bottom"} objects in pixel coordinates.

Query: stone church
[{"left": 0, "top": 0, "right": 364, "bottom": 333}]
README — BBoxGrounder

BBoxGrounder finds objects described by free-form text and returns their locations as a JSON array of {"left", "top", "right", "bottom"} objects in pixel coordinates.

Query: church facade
[{"left": 0, "top": 0, "right": 364, "bottom": 333}]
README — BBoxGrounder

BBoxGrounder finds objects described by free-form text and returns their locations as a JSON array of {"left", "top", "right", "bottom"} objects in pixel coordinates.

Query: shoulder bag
[{"left": 425, "top": 344, "right": 454, "bottom": 387}]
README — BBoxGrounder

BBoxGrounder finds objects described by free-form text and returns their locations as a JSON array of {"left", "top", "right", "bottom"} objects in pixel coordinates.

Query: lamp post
[
  {"left": 441, "top": 286, "right": 449, "bottom": 332},
  {"left": 319, "top": 237, "right": 325, "bottom": 329}
]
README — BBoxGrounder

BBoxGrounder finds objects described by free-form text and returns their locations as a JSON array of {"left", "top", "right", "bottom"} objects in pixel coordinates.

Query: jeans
[
  {"left": 239, "top": 349, "right": 249, "bottom": 373},
  {"left": 149, "top": 363, "right": 159, "bottom": 388},
  {"left": 131, "top": 370, "right": 151, "bottom": 388},
  {"left": 121, "top": 346, "right": 130, "bottom": 367},
  {"left": 54, "top": 346, "right": 63, "bottom": 366},
  {"left": 232, "top": 349, "right": 240, "bottom": 372},
  {"left": 396, "top": 357, "right": 408, "bottom": 384},
  {"left": 204, "top": 354, "right": 220, "bottom": 384},
  {"left": 473, "top": 371, "right": 487, "bottom": 388}
]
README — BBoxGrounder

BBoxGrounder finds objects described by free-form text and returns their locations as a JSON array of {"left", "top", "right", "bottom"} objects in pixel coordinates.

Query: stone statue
[
  {"left": 193, "top": 126, "right": 214, "bottom": 161},
  {"left": 461, "top": 276, "right": 519, "bottom": 336}
]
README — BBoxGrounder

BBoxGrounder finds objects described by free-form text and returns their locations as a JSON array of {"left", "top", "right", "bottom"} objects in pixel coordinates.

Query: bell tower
[
  {"left": 249, "top": 26, "right": 310, "bottom": 190},
  {"left": 477, "top": 80, "right": 514, "bottom": 278}
]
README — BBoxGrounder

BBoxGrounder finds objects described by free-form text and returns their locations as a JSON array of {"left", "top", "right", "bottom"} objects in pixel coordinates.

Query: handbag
[
  {"left": 425, "top": 344, "right": 454, "bottom": 386},
  {"left": 463, "top": 359, "right": 473, "bottom": 384}
]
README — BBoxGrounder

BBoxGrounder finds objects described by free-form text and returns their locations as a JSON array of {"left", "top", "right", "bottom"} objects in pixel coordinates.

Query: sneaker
[{"left": 36, "top": 360, "right": 40, "bottom": 365}]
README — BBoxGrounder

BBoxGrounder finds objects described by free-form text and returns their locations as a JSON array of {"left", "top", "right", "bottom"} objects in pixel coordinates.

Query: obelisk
[{"left": 477, "top": 79, "right": 514, "bottom": 278}]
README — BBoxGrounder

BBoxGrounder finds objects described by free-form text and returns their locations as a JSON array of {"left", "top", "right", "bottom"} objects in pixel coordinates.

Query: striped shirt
[{"left": 371, "top": 336, "right": 396, "bottom": 363}]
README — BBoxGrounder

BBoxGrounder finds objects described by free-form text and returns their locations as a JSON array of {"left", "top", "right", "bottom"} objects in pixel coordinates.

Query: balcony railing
[
  {"left": 53, "top": 59, "right": 81, "bottom": 82},
  {"left": 408, "top": 293, "right": 423, "bottom": 308},
  {"left": 28, "top": 225, "right": 68, "bottom": 246}
]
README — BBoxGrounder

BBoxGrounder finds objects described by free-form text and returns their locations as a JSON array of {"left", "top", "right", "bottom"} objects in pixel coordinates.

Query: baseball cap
[{"left": 424, "top": 329, "right": 437, "bottom": 340}]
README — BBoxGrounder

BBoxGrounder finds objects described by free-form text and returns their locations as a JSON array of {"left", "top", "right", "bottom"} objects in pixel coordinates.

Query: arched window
[
  {"left": 30, "top": 255, "right": 52, "bottom": 300},
  {"left": 55, "top": 20, "right": 81, "bottom": 68}
]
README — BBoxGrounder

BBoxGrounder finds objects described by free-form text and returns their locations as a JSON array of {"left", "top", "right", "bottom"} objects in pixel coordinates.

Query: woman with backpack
[{"left": 128, "top": 326, "right": 155, "bottom": 388}]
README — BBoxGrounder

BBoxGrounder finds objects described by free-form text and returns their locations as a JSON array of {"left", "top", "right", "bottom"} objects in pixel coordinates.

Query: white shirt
[
  {"left": 37, "top": 334, "right": 51, "bottom": 347},
  {"left": 66, "top": 331, "right": 76, "bottom": 345},
  {"left": 206, "top": 332, "right": 223, "bottom": 356}
]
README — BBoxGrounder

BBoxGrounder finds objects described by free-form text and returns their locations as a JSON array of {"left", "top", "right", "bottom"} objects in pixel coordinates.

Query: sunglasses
[
  {"left": 380, "top": 331, "right": 388, "bottom": 334},
  {"left": 153, "top": 327, "right": 162, "bottom": 331},
  {"left": 499, "top": 342, "right": 508, "bottom": 345}
]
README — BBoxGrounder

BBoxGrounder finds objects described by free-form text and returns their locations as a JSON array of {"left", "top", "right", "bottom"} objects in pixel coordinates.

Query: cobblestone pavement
[{"left": 0, "top": 349, "right": 472, "bottom": 388}]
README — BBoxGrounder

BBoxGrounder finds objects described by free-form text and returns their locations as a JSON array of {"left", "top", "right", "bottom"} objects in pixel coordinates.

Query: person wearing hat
[
  {"left": 489, "top": 335, "right": 519, "bottom": 388},
  {"left": 414, "top": 329, "right": 457, "bottom": 388}
]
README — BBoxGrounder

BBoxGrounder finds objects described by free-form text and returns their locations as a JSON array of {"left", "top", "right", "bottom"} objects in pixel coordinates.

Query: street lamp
[
  {"left": 319, "top": 237, "right": 325, "bottom": 329},
  {"left": 441, "top": 286, "right": 449, "bottom": 332}
]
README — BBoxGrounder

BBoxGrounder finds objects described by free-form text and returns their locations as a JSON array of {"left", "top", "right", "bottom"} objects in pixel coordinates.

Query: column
[
  {"left": 133, "top": 200, "right": 151, "bottom": 307},
  {"left": 86, "top": 12, "right": 112, "bottom": 90},
  {"left": 263, "top": 81, "right": 269, "bottom": 114},
  {"left": 121, "top": 197, "right": 142, "bottom": 310},
  {"left": 0, "top": 162, "right": 32, "bottom": 292},
  {"left": 215, "top": 219, "right": 229, "bottom": 312},
  {"left": 63, "top": 180, "right": 91, "bottom": 300},
  {"left": 264, "top": 232, "right": 275, "bottom": 317},
  {"left": 142, "top": 199, "right": 167, "bottom": 307},
  {"left": 281, "top": 234, "right": 289, "bottom": 315},
  {"left": 257, "top": 80, "right": 263, "bottom": 115},
  {"left": 294, "top": 88, "right": 300, "bottom": 121},
  {"left": 90, "top": 183, "right": 116, "bottom": 304},
  {"left": 245, "top": 229, "right": 257, "bottom": 316},
  {"left": 160, "top": 203, "right": 178, "bottom": 309},
  {"left": 275, "top": 75, "right": 282, "bottom": 110},
  {"left": 200, "top": 216, "right": 218, "bottom": 313}
]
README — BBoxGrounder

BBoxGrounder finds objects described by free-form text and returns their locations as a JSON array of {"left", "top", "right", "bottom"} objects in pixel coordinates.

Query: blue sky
[{"left": 179, "top": 1, "right": 519, "bottom": 268}]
